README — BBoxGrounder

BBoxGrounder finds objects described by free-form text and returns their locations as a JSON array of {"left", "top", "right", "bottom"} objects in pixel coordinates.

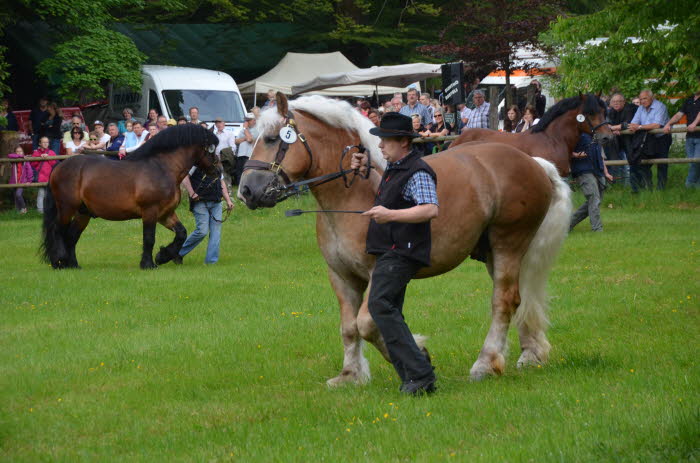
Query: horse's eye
[{"left": 264, "top": 136, "right": 279, "bottom": 144}]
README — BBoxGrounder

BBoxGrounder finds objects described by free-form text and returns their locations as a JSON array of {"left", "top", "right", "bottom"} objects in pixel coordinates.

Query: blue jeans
[
  {"left": 686, "top": 137, "right": 700, "bottom": 188},
  {"left": 179, "top": 200, "right": 222, "bottom": 264}
]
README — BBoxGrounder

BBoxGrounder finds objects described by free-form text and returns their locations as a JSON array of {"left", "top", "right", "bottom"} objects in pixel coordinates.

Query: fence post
[{"left": 488, "top": 86, "right": 498, "bottom": 130}]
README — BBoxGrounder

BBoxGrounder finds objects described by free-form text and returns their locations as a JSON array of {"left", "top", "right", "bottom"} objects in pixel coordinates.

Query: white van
[{"left": 109, "top": 65, "right": 247, "bottom": 133}]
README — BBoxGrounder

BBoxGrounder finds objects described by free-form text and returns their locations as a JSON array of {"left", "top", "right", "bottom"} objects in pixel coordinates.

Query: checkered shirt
[
  {"left": 466, "top": 102, "right": 490, "bottom": 129},
  {"left": 386, "top": 154, "right": 439, "bottom": 206}
]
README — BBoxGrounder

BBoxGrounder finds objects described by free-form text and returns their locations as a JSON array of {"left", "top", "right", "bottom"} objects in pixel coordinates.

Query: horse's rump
[{"left": 415, "top": 142, "right": 552, "bottom": 277}]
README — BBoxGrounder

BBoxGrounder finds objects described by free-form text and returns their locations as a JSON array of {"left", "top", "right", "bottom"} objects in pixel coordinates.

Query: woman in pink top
[
  {"left": 30, "top": 136, "right": 58, "bottom": 213},
  {"left": 7, "top": 145, "right": 32, "bottom": 213}
]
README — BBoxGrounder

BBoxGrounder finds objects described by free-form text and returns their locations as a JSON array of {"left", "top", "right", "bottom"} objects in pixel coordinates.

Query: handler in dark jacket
[
  {"left": 351, "top": 112, "right": 439, "bottom": 395},
  {"left": 570, "top": 133, "right": 613, "bottom": 232}
]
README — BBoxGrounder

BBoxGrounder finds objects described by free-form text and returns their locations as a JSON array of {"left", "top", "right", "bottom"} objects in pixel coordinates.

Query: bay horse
[
  {"left": 452, "top": 93, "right": 614, "bottom": 176},
  {"left": 40, "top": 124, "right": 220, "bottom": 269},
  {"left": 239, "top": 93, "right": 572, "bottom": 385}
]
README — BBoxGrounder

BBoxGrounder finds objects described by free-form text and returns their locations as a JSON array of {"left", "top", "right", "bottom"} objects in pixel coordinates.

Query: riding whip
[{"left": 285, "top": 209, "right": 365, "bottom": 217}]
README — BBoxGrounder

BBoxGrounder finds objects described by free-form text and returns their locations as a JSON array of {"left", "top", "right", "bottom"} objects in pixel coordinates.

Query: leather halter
[{"left": 242, "top": 111, "right": 313, "bottom": 185}]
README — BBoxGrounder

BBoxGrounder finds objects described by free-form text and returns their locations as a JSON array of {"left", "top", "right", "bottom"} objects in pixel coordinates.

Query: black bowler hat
[{"left": 369, "top": 112, "right": 419, "bottom": 138}]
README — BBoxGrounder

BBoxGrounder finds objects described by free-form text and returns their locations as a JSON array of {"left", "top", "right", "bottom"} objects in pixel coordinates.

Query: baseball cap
[
  {"left": 93, "top": 120, "right": 104, "bottom": 126},
  {"left": 214, "top": 117, "right": 224, "bottom": 123},
  {"left": 244, "top": 112, "right": 255, "bottom": 120},
  {"left": 167, "top": 119, "right": 176, "bottom": 126}
]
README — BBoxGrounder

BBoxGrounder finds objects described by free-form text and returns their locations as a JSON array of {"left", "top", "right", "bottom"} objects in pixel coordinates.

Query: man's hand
[
  {"left": 628, "top": 123, "right": 641, "bottom": 132},
  {"left": 613, "top": 130, "right": 621, "bottom": 136},
  {"left": 688, "top": 123, "right": 697, "bottom": 133},
  {"left": 571, "top": 151, "right": 587, "bottom": 159},
  {"left": 226, "top": 199, "right": 234, "bottom": 211},
  {"left": 605, "top": 172, "right": 614, "bottom": 182},
  {"left": 663, "top": 123, "right": 672, "bottom": 134},
  {"left": 190, "top": 192, "right": 199, "bottom": 200},
  {"left": 350, "top": 151, "right": 369, "bottom": 176},
  {"left": 362, "top": 206, "right": 394, "bottom": 224}
]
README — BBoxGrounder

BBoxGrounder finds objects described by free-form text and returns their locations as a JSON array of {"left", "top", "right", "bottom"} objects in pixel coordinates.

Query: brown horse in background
[
  {"left": 239, "top": 94, "right": 572, "bottom": 385},
  {"left": 41, "top": 124, "right": 220, "bottom": 269},
  {"left": 452, "top": 94, "right": 614, "bottom": 176}
]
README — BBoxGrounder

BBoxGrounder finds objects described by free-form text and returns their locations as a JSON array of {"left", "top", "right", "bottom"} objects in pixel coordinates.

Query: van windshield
[{"left": 161, "top": 90, "right": 246, "bottom": 122}]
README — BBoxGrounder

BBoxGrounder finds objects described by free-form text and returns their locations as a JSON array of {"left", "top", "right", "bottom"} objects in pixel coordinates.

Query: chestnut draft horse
[
  {"left": 239, "top": 94, "right": 572, "bottom": 384},
  {"left": 40, "top": 124, "right": 220, "bottom": 269},
  {"left": 452, "top": 93, "right": 614, "bottom": 176}
]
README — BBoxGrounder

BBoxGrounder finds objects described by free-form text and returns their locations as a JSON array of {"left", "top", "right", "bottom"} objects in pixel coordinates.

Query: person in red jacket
[{"left": 31, "top": 136, "right": 58, "bottom": 213}]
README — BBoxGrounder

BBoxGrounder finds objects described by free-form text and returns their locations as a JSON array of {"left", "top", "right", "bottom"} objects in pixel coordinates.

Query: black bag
[
  {"left": 31, "top": 161, "right": 44, "bottom": 182},
  {"left": 628, "top": 131, "right": 648, "bottom": 166}
]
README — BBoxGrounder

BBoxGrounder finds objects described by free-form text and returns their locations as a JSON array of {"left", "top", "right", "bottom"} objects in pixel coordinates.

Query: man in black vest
[
  {"left": 179, "top": 163, "right": 234, "bottom": 264},
  {"left": 351, "top": 112, "right": 439, "bottom": 395}
]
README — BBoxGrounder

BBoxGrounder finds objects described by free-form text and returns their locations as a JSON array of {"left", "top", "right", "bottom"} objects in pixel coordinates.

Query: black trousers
[
  {"left": 369, "top": 251, "right": 434, "bottom": 383},
  {"left": 631, "top": 134, "right": 671, "bottom": 191}
]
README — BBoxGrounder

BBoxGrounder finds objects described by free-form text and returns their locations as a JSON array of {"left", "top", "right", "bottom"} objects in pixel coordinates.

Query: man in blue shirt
[
  {"left": 399, "top": 88, "right": 431, "bottom": 127},
  {"left": 570, "top": 133, "right": 613, "bottom": 232},
  {"left": 629, "top": 90, "right": 671, "bottom": 190},
  {"left": 351, "top": 112, "right": 439, "bottom": 395}
]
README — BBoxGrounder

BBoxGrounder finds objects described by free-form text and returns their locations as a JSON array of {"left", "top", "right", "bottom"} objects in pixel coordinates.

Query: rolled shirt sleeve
[{"left": 402, "top": 170, "right": 438, "bottom": 206}]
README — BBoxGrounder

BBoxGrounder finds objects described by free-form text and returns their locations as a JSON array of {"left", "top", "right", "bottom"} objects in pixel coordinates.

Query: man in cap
[
  {"left": 84, "top": 120, "right": 111, "bottom": 150},
  {"left": 350, "top": 112, "right": 439, "bottom": 395},
  {"left": 234, "top": 112, "right": 257, "bottom": 186}
]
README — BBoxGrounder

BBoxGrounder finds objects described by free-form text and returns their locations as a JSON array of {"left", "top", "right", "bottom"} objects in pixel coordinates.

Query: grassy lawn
[{"left": 1, "top": 166, "right": 698, "bottom": 461}]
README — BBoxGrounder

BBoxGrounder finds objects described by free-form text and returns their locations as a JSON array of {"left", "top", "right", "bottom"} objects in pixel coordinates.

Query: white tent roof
[
  {"left": 238, "top": 52, "right": 410, "bottom": 96},
  {"left": 292, "top": 63, "right": 441, "bottom": 95}
]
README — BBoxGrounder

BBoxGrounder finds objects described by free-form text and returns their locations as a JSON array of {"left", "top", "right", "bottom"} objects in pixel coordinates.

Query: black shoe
[{"left": 400, "top": 375, "right": 437, "bottom": 396}]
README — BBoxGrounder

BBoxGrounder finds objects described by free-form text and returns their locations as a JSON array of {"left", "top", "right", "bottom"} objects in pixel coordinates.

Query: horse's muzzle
[{"left": 238, "top": 170, "right": 281, "bottom": 209}]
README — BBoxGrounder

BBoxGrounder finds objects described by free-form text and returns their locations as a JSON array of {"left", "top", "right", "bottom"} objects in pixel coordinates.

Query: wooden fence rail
[{"left": 0, "top": 127, "right": 696, "bottom": 189}]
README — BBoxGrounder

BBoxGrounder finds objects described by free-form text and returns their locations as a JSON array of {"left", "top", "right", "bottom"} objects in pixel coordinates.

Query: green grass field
[{"left": 1, "top": 169, "right": 699, "bottom": 461}]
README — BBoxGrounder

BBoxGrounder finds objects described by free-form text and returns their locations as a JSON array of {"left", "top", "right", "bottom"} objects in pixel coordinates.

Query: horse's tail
[
  {"left": 40, "top": 185, "right": 66, "bottom": 268},
  {"left": 513, "top": 157, "right": 572, "bottom": 361}
]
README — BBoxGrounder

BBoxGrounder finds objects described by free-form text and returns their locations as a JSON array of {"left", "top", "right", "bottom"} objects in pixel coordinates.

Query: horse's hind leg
[
  {"left": 155, "top": 212, "right": 187, "bottom": 266},
  {"left": 326, "top": 267, "right": 370, "bottom": 387},
  {"left": 470, "top": 250, "right": 523, "bottom": 381},
  {"left": 63, "top": 213, "right": 90, "bottom": 268}
]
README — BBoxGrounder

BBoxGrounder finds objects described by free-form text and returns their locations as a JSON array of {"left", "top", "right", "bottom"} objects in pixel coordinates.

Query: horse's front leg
[
  {"left": 155, "top": 212, "right": 187, "bottom": 265},
  {"left": 140, "top": 218, "right": 158, "bottom": 270},
  {"left": 326, "top": 267, "right": 370, "bottom": 387}
]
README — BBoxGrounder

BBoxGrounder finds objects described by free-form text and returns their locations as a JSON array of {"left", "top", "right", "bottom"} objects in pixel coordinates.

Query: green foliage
[
  {"left": 542, "top": 0, "right": 700, "bottom": 105},
  {"left": 37, "top": 27, "right": 146, "bottom": 100}
]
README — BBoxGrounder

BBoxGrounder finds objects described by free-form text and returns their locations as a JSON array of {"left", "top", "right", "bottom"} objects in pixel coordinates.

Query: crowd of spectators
[{"left": 3, "top": 80, "right": 699, "bottom": 214}]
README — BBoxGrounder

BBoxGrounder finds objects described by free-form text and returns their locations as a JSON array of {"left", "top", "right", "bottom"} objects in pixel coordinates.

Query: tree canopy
[
  {"left": 542, "top": 0, "right": 700, "bottom": 105},
  {"left": 0, "top": 0, "right": 446, "bottom": 102},
  {"left": 419, "top": 0, "right": 562, "bottom": 108}
]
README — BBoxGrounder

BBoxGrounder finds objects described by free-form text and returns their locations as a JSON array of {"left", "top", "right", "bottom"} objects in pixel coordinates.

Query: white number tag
[
  {"left": 279, "top": 126, "right": 297, "bottom": 144},
  {"left": 576, "top": 114, "right": 586, "bottom": 123}
]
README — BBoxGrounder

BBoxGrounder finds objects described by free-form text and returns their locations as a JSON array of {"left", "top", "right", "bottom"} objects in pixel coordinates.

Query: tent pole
[{"left": 253, "top": 92, "right": 257, "bottom": 107}]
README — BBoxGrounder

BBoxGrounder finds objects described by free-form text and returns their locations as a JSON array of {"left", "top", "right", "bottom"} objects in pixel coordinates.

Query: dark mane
[
  {"left": 531, "top": 94, "right": 605, "bottom": 133},
  {"left": 124, "top": 124, "right": 217, "bottom": 161}
]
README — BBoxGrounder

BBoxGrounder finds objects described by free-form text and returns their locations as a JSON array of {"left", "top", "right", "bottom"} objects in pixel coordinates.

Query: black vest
[
  {"left": 366, "top": 150, "right": 437, "bottom": 266},
  {"left": 190, "top": 167, "right": 222, "bottom": 203}
]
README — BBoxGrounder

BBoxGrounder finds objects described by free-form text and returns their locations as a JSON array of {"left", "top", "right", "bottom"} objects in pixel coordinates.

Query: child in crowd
[
  {"left": 7, "top": 145, "right": 32, "bottom": 214},
  {"left": 31, "top": 136, "right": 58, "bottom": 214}
]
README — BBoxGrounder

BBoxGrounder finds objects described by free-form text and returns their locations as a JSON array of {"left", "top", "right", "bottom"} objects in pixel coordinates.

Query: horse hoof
[
  {"left": 140, "top": 262, "right": 158, "bottom": 270},
  {"left": 516, "top": 350, "right": 542, "bottom": 368},
  {"left": 326, "top": 370, "right": 368, "bottom": 388},
  {"left": 470, "top": 354, "right": 505, "bottom": 381}
]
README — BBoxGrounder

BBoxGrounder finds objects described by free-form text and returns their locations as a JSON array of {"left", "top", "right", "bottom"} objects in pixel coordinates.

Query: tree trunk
[{"left": 504, "top": 55, "right": 512, "bottom": 110}]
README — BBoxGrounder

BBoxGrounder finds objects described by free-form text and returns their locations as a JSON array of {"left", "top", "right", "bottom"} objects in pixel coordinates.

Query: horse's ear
[
  {"left": 276, "top": 92, "right": 288, "bottom": 117},
  {"left": 596, "top": 90, "right": 602, "bottom": 98},
  {"left": 578, "top": 91, "right": 584, "bottom": 100}
]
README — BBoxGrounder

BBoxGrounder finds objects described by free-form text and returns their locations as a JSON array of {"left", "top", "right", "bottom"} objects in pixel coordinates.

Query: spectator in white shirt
[{"left": 234, "top": 113, "right": 257, "bottom": 185}]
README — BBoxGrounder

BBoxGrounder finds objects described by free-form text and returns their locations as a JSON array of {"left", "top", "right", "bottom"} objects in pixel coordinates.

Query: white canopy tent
[
  {"left": 292, "top": 63, "right": 441, "bottom": 95},
  {"left": 239, "top": 52, "right": 411, "bottom": 104}
]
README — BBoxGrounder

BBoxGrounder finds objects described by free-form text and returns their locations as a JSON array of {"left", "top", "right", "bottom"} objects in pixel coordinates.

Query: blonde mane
[{"left": 256, "top": 95, "right": 385, "bottom": 169}]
